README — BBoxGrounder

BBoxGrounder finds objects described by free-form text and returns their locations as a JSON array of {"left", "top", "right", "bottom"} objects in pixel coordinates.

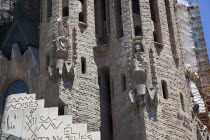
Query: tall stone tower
[
  {"left": 39, "top": 0, "right": 101, "bottom": 132},
  {"left": 0, "top": 0, "right": 204, "bottom": 139},
  {"left": 93, "top": 0, "right": 196, "bottom": 139}
]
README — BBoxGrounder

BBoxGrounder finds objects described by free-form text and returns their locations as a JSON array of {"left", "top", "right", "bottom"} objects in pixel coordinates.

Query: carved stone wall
[
  {"left": 94, "top": 0, "right": 197, "bottom": 140},
  {"left": 0, "top": 0, "right": 201, "bottom": 140},
  {"left": 39, "top": 0, "right": 100, "bottom": 132},
  {"left": 0, "top": 44, "right": 39, "bottom": 113},
  {"left": 1, "top": 93, "right": 100, "bottom": 140}
]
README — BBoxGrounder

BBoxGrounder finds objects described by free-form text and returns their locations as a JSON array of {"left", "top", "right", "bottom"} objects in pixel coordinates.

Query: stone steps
[{"left": 1, "top": 93, "right": 100, "bottom": 140}]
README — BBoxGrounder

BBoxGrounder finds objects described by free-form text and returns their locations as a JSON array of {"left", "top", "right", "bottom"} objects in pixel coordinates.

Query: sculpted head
[{"left": 135, "top": 44, "right": 141, "bottom": 51}]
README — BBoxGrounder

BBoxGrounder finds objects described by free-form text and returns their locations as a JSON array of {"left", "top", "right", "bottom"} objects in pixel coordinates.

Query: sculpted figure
[
  {"left": 136, "top": 84, "right": 147, "bottom": 96},
  {"left": 133, "top": 44, "right": 148, "bottom": 72},
  {"left": 133, "top": 43, "right": 148, "bottom": 82},
  {"left": 52, "top": 18, "right": 72, "bottom": 76},
  {"left": 53, "top": 18, "right": 71, "bottom": 59}
]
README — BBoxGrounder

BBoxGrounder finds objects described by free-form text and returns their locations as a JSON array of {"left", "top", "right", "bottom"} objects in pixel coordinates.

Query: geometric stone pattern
[{"left": 1, "top": 93, "right": 100, "bottom": 140}]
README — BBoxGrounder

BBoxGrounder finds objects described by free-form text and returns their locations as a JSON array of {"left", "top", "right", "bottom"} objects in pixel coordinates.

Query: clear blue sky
[{"left": 198, "top": 0, "right": 210, "bottom": 58}]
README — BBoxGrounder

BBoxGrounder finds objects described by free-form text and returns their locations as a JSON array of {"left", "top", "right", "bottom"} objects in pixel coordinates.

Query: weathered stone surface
[
  {"left": 0, "top": 0, "right": 208, "bottom": 140},
  {"left": 1, "top": 94, "right": 100, "bottom": 140}
]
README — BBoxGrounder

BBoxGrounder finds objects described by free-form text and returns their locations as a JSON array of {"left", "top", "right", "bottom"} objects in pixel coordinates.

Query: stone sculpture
[
  {"left": 52, "top": 18, "right": 72, "bottom": 76},
  {"left": 129, "top": 85, "right": 159, "bottom": 107},
  {"left": 133, "top": 42, "right": 148, "bottom": 83},
  {"left": 133, "top": 43, "right": 148, "bottom": 73},
  {"left": 54, "top": 18, "right": 71, "bottom": 57},
  {"left": 129, "top": 40, "right": 159, "bottom": 108}
]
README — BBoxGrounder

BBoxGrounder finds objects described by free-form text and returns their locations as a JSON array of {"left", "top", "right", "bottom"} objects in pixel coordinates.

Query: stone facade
[
  {"left": 1, "top": 93, "right": 100, "bottom": 139},
  {"left": 94, "top": 0, "right": 197, "bottom": 139},
  {"left": 0, "top": 0, "right": 208, "bottom": 139},
  {"left": 38, "top": 0, "right": 101, "bottom": 133}
]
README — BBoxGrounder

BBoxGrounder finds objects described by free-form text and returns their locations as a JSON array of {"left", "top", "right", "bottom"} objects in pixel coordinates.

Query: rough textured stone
[
  {"left": 0, "top": 0, "right": 208, "bottom": 140},
  {"left": 1, "top": 93, "right": 100, "bottom": 140}
]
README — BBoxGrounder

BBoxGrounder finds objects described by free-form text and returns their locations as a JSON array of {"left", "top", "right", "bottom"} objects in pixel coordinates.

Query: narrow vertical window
[
  {"left": 81, "top": 57, "right": 86, "bottom": 74},
  {"left": 149, "top": 0, "right": 163, "bottom": 44},
  {"left": 79, "top": 0, "right": 87, "bottom": 23},
  {"left": 115, "top": 0, "right": 123, "bottom": 39},
  {"left": 47, "top": 0, "right": 52, "bottom": 19},
  {"left": 102, "top": 0, "right": 106, "bottom": 22},
  {"left": 58, "top": 99, "right": 65, "bottom": 115},
  {"left": 62, "top": 0, "right": 69, "bottom": 17},
  {"left": 94, "top": 0, "right": 108, "bottom": 44},
  {"left": 94, "top": 0, "right": 98, "bottom": 26},
  {"left": 101, "top": 0, "right": 108, "bottom": 38},
  {"left": 180, "top": 93, "right": 185, "bottom": 111},
  {"left": 46, "top": 55, "right": 50, "bottom": 71},
  {"left": 132, "top": 0, "right": 142, "bottom": 36},
  {"left": 63, "top": 7, "right": 69, "bottom": 17},
  {"left": 40, "top": 0, "right": 43, "bottom": 22},
  {"left": 122, "top": 74, "right": 126, "bottom": 92},
  {"left": 106, "top": 0, "right": 111, "bottom": 35},
  {"left": 59, "top": 104, "right": 65, "bottom": 115},
  {"left": 165, "top": 0, "right": 177, "bottom": 57},
  {"left": 161, "top": 80, "right": 169, "bottom": 99}
]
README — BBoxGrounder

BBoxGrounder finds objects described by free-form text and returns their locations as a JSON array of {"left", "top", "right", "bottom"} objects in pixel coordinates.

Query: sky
[{"left": 198, "top": 0, "right": 210, "bottom": 59}]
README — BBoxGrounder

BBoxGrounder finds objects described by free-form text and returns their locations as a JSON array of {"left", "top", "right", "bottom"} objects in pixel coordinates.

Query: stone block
[
  {"left": 5, "top": 99, "right": 44, "bottom": 112},
  {"left": 1, "top": 110, "right": 24, "bottom": 138},
  {"left": 22, "top": 108, "right": 39, "bottom": 139}
]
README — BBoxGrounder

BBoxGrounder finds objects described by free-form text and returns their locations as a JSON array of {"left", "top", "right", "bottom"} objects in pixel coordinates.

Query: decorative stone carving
[
  {"left": 129, "top": 85, "right": 159, "bottom": 108},
  {"left": 146, "top": 86, "right": 159, "bottom": 107},
  {"left": 1, "top": 93, "right": 101, "bottom": 140},
  {"left": 129, "top": 39, "right": 159, "bottom": 108},
  {"left": 149, "top": 49, "right": 158, "bottom": 86},
  {"left": 133, "top": 42, "right": 148, "bottom": 81},
  {"left": 50, "top": 18, "right": 74, "bottom": 77},
  {"left": 53, "top": 18, "right": 70, "bottom": 75},
  {"left": 53, "top": 18, "right": 71, "bottom": 59},
  {"left": 134, "top": 44, "right": 147, "bottom": 72}
]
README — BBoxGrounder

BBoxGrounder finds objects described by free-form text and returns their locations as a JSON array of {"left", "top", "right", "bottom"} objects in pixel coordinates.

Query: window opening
[
  {"left": 161, "top": 80, "right": 169, "bottom": 99},
  {"left": 132, "top": 0, "right": 142, "bottom": 36},
  {"left": 180, "top": 93, "right": 185, "bottom": 111},
  {"left": 63, "top": 6, "right": 69, "bottom": 17},
  {"left": 165, "top": 0, "right": 177, "bottom": 57},
  {"left": 81, "top": 57, "right": 86, "bottom": 74},
  {"left": 47, "top": 0, "right": 52, "bottom": 19},
  {"left": 79, "top": 0, "right": 87, "bottom": 23},
  {"left": 149, "top": 0, "right": 163, "bottom": 43},
  {"left": 122, "top": 73, "right": 126, "bottom": 92},
  {"left": 115, "top": 0, "right": 123, "bottom": 39}
]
